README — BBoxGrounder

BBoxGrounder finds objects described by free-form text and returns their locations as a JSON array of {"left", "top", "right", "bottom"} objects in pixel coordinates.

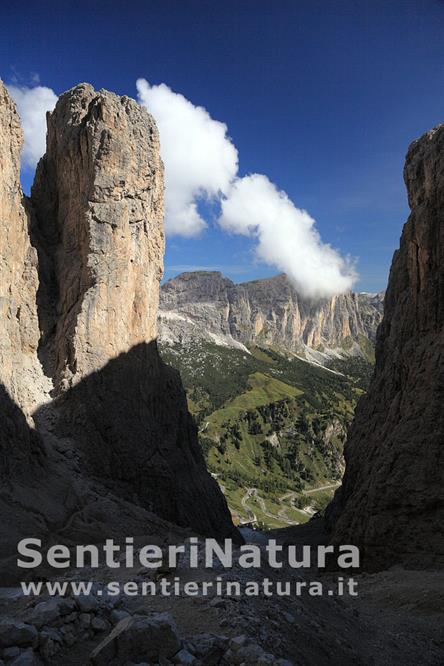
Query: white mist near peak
[
  {"left": 7, "top": 77, "right": 358, "bottom": 298},
  {"left": 219, "top": 174, "right": 357, "bottom": 298}
]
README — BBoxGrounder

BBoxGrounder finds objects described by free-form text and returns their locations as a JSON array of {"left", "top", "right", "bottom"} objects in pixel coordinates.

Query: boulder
[
  {"left": 76, "top": 594, "right": 100, "bottom": 614},
  {"left": 172, "top": 649, "right": 197, "bottom": 665},
  {"left": 0, "top": 620, "right": 38, "bottom": 648},
  {"left": 9, "top": 649, "right": 42, "bottom": 666},
  {"left": 187, "top": 633, "right": 229, "bottom": 665},
  {"left": 90, "top": 613, "right": 181, "bottom": 664},
  {"left": 91, "top": 617, "right": 110, "bottom": 633},
  {"left": 25, "top": 597, "right": 76, "bottom": 628}
]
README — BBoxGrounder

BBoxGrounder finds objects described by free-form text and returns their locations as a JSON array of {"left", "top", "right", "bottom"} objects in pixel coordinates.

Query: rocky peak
[
  {"left": 159, "top": 271, "right": 384, "bottom": 359},
  {"left": 327, "top": 123, "right": 444, "bottom": 569},
  {"left": 32, "top": 83, "right": 164, "bottom": 390},
  {"left": 161, "top": 270, "right": 234, "bottom": 307},
  {"left": 0, "top": 83, "right": 238, "bottom": 575}
]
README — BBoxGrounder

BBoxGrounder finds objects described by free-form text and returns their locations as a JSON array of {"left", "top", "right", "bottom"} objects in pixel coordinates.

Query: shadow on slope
[
  {"left": 0, "top": 342, "right": 239, "bottom": 584},
  {"left": 41, "top": 340, "right": 238, "bottom": 541}
]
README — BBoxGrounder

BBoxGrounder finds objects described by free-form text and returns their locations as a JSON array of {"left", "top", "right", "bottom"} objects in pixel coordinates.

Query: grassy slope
[{"left": 160, "top": 341, "right": 371, "bottom": 529}]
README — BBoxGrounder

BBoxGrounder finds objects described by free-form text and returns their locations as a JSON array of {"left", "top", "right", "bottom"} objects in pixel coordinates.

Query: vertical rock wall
[
  {"left": 0, "top": 82, "right": 238, "bottom": 550},
  {"left": 32, "top": 84, "right": 164, "bottom": 390},
  {"left": 328, "top": 125, "right": 444, "bottom": 569},
  {"left": 0, "top": 81, "right": 50, "bottom": 418}
]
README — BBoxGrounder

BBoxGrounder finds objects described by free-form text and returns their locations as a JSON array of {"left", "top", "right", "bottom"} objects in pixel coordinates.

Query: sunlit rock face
[
  {"left": 0, "top": 80, "right": 50, "bottom": 418},
  {"left": 32, "top": 83, "right": 165, "bottom": 390},
  {"left": 0, "top": 83, "right": 238, "bottom": 580},
  {"left": 159, "top": 270, "right": 384, "bottom": 359}
]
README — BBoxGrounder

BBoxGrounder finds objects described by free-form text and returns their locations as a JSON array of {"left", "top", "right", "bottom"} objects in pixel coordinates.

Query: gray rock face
[
  {"left": 0, "top": 82, "right": 238, "bottom": 582},
  {"left": 32, "top": 83, "right": 164, "bottom": 390},
  {"left": 159, "top": 272, "right": 384, "bottom": 360},
  {"left": 328, "top": 124, "right": 444, "bottom": 569},
  {"left": 0, "top": 81, "right": 51, "bottom": 416},
  {"left": 0, "top": 82, "right": 53, "bottom": 571}
]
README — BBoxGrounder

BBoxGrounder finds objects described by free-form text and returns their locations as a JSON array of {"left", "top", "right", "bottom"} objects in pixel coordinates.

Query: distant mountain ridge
[
  {"left": 159, "top": 271, "right": 384, "bottom": 362},
  {"left": 158, "top": 272, "right": 378, "bottom": 528}
]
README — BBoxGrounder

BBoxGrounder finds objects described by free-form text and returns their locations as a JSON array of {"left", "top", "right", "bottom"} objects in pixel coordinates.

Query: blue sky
[{"left": 2, "top": 0, "right": 444, "bottom": 292}]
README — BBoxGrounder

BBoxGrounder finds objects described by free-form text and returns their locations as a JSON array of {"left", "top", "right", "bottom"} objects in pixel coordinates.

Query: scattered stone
[
  {"left": 25, "top": 598, "right": 75, "bottom": 628},
  {"left": 132, "top": 606, "right": 151, "bottom": 617},
  {"left": 99, "top": 590, "right": 121, "bottom": 609},
  {"left": 60, "top": 625, "right": 74, "bottom": 636},
  {"left": 2, "top": 647, "right": 21, "bottom": 659},
  {"left": 188, "top": 634, "right": 229, "bottom": 665},
  {"left": 172, "top": 649, "right": 196, "bottom": 665},
  {"left": 209, "top": 598, "right": 225, "bottom": 609},
  {"left": 63, "top": 612, "right": 78, "bottom": 624},
  {"left": 90, "top": 613, "right": 181, "bottom": 664},
  {"left": 0, "top": 620, "right": 38, "bottom": 648},
  {"left": 9, "top": 649, "right": 42, "bottom": 666},
  {"left": 237, "top": 642, "right": 267, "bottom": 664},
  {"left": 39, "top": 640, "right": 58, "bottom": 661},
  {"left": 78, "top": 613, "right": 92, "bottom": 629},
  {"left": 110, "top": 609, "right": 130, "bottom": 625},
  {"left": 91, "top": 617, "right": 110, "bottom": 633},
  {"left": 39, "top": 627, "right": 63, "bottom": 644},
  {"left": 76, "top": 594, "right": 99, "bottom": 614},
  {"left": 230, "top": 635, "right": 248, "bottom": 650}
]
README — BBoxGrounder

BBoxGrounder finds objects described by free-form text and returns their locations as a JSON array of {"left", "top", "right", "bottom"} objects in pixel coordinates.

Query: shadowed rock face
[
  {"left": 0, "top": 82, "right": 238, "bottom": 581},
  {"left": 328, "top": 125, "right": 444, "bottom": 569},
  {"left": 47, "top": 341, "right": 233, "bottom": 536}
]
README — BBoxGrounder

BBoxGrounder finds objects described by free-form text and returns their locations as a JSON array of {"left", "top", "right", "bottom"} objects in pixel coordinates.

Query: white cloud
[
  {"left": 7, "top": 84, "right": 57, "bottom": 169},
  {"left": 219, "top": 174, "right": 357, "bottom": 298},
  {"left": 136, "top": 78, "right": 238, "bottom": 237},
  {"left": 137, "top": 78, "right": 357, "bottom": 296},
  {"left": 6, "top": 77, "right": 357, "bottom": 296}
]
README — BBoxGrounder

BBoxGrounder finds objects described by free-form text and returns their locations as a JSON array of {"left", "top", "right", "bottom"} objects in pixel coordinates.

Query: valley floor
[
  {"left": 160, "top": 340, "right": 367, "bottom": 531},
  {"left": 223, "top": 482, "right": 340, "bottom": 528}
]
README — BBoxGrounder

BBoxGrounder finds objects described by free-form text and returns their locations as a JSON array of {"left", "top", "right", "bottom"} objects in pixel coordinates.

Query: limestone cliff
[
  {"left": 0, "top": 81, "right": 50, "bottom": 416},
  {"left": 32, "top": 83, "right": 164, "bottom": 389},
  {"left": 159, "top": 271, "right": 383, "bottom": 360},
  {"left": 328, "top": 124, "right": 444, "bottom": 569},
  {"left": 0, "top": 83, "right": 238, "bottom": 581}
]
